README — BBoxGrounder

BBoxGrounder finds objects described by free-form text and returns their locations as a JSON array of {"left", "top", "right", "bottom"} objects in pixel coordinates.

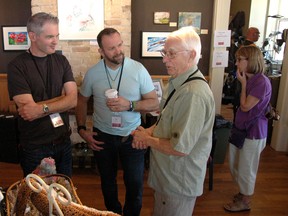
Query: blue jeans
[
  {"left": 19, "top": 137, "right": 72, "bottom": 177},
  {"left": 93, "top": 127, "right": 145, "bottom": 216}
]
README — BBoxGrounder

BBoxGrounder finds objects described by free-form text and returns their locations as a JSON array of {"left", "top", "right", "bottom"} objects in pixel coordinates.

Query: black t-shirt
[{"left": 8, "top": 51, "right": 75, "bottom": 146}]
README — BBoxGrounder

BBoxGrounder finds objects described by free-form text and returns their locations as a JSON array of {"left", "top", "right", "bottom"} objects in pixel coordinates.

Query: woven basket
[{"left": 5, "top": 174, "right": 82, "bottom": 216}]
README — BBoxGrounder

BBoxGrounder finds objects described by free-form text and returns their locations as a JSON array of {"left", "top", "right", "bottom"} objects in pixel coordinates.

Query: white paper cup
[{"left": 105, "top": 89, "right": 118, "bottom": 98}]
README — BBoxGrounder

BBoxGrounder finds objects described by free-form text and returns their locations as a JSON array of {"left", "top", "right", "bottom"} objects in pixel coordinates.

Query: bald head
[{"left": 246, "top": 27, "right": 260, "bottom": 43}]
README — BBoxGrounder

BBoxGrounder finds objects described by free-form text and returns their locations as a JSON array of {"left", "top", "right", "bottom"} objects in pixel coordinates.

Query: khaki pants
[
  {"left": 152, "top": 191, "right": 197, "bottom": 216},
  {"left": 229, "top": 138, "right": 266, "bottom": 195}
]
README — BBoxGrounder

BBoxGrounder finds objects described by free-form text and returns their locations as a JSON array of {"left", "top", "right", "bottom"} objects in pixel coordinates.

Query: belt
[{"left": 93, "top": 127, "right": 130, "bottom": 143}]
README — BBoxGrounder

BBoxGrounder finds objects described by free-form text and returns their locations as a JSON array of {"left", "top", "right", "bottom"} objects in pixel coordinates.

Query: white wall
[
  {"left": 271, "top": 36, "right": 288, "bottom": 152},
  {"left": 209, "top": 0, "right": 231, "bottom": 114},
  {"left": 249, "top": 0, "right": 269, "bottom": 47}
]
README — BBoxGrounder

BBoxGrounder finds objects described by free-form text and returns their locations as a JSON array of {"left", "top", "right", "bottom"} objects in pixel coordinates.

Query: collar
[{"left": 169, "top": 65, "right": 199, "bottom": 90}]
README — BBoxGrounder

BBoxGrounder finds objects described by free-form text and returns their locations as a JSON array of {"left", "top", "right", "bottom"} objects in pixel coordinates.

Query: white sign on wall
[
  {"left": 212, "top": 50, "right": 229, "bottom": 68},
  {"left": 214, "top": 30, "right": 231, "bottom": 47}
]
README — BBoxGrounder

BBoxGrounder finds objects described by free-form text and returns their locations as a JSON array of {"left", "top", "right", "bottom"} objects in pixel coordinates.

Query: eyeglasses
[
  {"left": 236, "top": 57, "right": 248, "bottom": 62},
  {"left": 160, "top": 49, "right": 189, "bottom": 59}
]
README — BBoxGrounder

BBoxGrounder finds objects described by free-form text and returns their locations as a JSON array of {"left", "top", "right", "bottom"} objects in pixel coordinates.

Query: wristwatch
[
  {"left": 77, "top": 125, "right": 87, "bottom": 133},
  {"left": 128, "top": 101, "right": 136, "bottom": 112},
  {"left": 128, "top": 101, "right": 133, "bottom": 111},
  {"left": 43, "top": 104, "right": 49, "bottom": 114}
]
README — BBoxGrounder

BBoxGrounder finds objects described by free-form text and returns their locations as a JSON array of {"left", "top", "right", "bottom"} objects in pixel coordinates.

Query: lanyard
[
  {"left": 104, "top": 58, "right": 125, "bottom": 92},
  {"left": 29, "top": 49, "right": 52, "bottom": 98},
  {"left": 162, "top": 69, "right": 199, "bottom": 110}
]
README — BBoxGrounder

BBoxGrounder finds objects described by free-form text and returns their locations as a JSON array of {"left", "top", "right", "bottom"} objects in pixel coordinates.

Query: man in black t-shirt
[{"left": 7, "top": 12, "right": 77, "bottom": 177}]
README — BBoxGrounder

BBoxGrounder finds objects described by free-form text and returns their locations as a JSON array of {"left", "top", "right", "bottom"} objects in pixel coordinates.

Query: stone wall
[{"left": 31, "top": 0, "right": 131, "bottom": 80}]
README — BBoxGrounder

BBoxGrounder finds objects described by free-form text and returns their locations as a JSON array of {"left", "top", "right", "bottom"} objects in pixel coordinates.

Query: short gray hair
[{"left": 27, "top": 12, "right": 59, "bottom": 35}]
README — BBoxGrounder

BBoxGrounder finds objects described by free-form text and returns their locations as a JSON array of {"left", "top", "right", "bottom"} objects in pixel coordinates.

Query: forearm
[
  {"left": 75, "top": 97, "right": 92, "bottom": 142},
  {"left": 44, "top": 92, "right": 77, "bottom": 114},
  {"left": 240, "top": 83, "right": 248, "bottom": 111},
  {"left": 39, "top": 81, "right": 77, "bottom": 114},
  {"left": 75, "top": 94, "right": 91, "bottom": 138},
  {"left": 75, "top": 101, "right": 88, "bottom": 127},
  {"left": 148, "top": 136, "right": 186, "bottom": 156},
  {"left": 38, "top": 95, "right": 65, "bottom": 105},
  {"left": 133, "top": 98, "right": 159, "bottom": 113}
]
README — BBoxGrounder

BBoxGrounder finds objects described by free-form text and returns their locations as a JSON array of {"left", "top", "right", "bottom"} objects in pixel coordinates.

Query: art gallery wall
[
  {"left": 0, "top": 0, "right": 31, "bottom": 73},
  {"left": 131, "top": 0, "right": 214, "bottom": 75}
]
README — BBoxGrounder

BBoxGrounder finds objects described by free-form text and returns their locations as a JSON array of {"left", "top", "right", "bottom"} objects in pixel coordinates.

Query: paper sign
[
  {"left": 212, "top": 50, "right": 229, "bottom": 68},
  {"left": 214, "top": 30, "right": 231, "bottom": 47}
]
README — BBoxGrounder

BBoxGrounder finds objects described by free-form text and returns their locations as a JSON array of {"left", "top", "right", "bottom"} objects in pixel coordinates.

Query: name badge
[
  {"left": 111, "top": 112, "right": 122, "bottom": 128},
  {"left": 49, "top": 113, "right": 64, "bottom": 128}
]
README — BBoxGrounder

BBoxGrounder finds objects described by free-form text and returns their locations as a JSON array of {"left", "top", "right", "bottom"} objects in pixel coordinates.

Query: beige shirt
[{"left": 148, "top": 66, "right": 215, "bottom": 197}]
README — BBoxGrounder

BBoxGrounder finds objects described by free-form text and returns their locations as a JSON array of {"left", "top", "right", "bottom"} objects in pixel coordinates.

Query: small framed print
[
  {"left": 154, "top": 12, "right": 170, "bottom": 24},
  {"left": 1, "top": 26, "right": 30, "bottom": 51},
  {"left": 152, "top": 78, "right": 163, "bottom": 102},
  {"left": 141, "top": 31, "right": 170, "bottom": 57}
]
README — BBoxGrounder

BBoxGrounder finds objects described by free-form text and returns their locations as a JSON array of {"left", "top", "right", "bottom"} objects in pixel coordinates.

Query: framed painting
[
  {"left": 1, "top": 26, "right": 30, "bottom": 51},
  {"left": 154, "top": 12, "right": 170, "bottom": 24},
  {"left": 141, "top": 32, "right": 170, "bottom": 57},
  {"left": 178, "top": 12, "right": 202, "bottom": 34},
  {"left": 58, "top": 0, "right": 104, "bottom": 40}
]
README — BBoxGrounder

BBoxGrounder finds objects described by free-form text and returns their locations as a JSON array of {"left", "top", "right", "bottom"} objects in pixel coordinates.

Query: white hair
[{"left": 168, "top": 26, "right": 202, "bottom": 63}]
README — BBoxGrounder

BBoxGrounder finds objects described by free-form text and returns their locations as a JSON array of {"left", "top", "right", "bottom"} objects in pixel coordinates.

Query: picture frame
[
  {"left": 57, "top": 0, "right": 104, "bottom": 40},
  {"left": 154, "top": 12, "right": 170, "bottom": 24},
  {"left": 141, "top": 32, "right": 170, "bottom": 57},
  {"left": 178, "top": 12, "right": 202, "bottom": 34},
  {"left": 152, "top": 78, "right": 163, "bottom": 102},
  {"left": 1, "top": 26, "right": 30, "bottom": 51}
]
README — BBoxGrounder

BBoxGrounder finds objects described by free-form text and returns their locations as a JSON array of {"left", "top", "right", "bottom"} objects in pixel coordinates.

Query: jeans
[
  {"left": 93, "top": 127, "right": 145, "bottom": 216},
  {"left": 19, "top": 137, "right": 72, "bottom": 177}
]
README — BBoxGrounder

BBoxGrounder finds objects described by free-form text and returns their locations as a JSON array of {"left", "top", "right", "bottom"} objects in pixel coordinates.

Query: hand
[
  {"left": 106, "top": 96, "right": 130, "bottom": 112},
  {"left": 79, "top": 130, "right": 104, "bottom": 151},
  {"left": 18, "top": 102, "right": 42, "bottom": 121},
  {"left": 236, "top": 69, "right": 247, "bottom": 85},
  {"left": 131, "top": 126, "right": 149, "bottom": 149}
]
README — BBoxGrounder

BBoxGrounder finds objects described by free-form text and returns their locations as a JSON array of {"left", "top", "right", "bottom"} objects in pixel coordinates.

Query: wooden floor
[{"left": 1, "top": 104, "right": 288, "bottom": 215}]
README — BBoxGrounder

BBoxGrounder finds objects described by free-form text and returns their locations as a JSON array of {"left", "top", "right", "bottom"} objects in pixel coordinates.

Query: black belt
[{"left": 93, "top": 127, "right": 130, "bottom": 143}]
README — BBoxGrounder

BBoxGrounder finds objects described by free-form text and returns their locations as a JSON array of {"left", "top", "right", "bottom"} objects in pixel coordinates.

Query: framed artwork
[
  {"left": 154, "top": 12, "right": 170, "bottom": 24},
  {"left": 1, "top": 26, "right": 30, "bottom": 51},
  {"left": 141, "top": 32, "right": 170, "bottom": 57},
  {"left": 152, "top": 78, "right": 163, "bottom": 102},
  {"left": 178, "top": 12, "right": 202, "bottom": 34},
  {"left": 58, "top": 0, "right": 104, "bottom": 40}
]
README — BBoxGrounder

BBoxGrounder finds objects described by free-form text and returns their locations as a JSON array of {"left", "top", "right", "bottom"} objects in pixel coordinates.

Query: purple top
[{"left": 235, "top": 73, "right": 272, "bottom": 139}]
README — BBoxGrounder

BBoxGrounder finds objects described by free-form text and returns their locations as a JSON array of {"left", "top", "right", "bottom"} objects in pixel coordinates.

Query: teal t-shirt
[{"left": 80, "top": 57, "right": 154, "bottom": 136}]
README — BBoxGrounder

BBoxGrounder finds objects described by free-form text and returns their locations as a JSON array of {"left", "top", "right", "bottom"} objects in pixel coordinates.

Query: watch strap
[{"left": 77, "top": 125, "right": 87, "bottom": 133}]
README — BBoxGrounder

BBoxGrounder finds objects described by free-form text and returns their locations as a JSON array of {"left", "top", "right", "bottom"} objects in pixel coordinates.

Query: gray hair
[{"left": 27, "top": 12, "right": 59, "bottom": 35}]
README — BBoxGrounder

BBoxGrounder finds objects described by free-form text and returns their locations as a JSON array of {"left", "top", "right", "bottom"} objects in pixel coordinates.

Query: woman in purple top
[{"left": 224, "top": 46, "right": 272, "bottom": 212}]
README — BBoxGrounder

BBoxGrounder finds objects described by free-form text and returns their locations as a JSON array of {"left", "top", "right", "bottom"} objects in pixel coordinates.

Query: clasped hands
[{"left": 131, "top": 126, "right": 151, "bottom": 150}]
